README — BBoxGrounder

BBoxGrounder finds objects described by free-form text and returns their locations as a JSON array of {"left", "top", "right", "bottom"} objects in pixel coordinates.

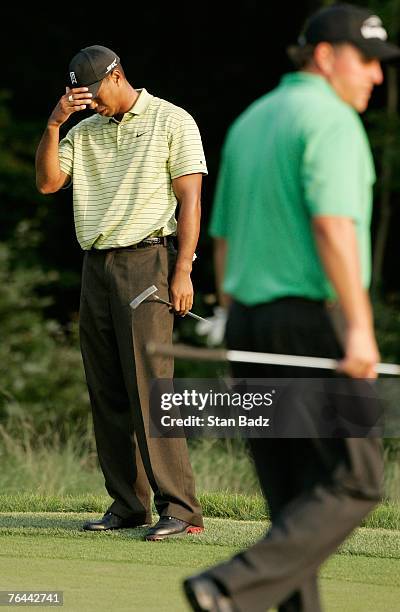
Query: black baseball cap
[
  {"left": 299, "top": 3, "right": 400, "bottom": 61},
  {"left": 68, "top": 45, "right": 121, "bottom": 96}
]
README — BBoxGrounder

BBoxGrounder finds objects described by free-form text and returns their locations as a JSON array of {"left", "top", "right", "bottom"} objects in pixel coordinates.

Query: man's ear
[
  {"left": 111, "top": 69, "right": 122, "bottom": 85},
  {"left": 313, "top": 42, "right": 336, "bottom": 75}
]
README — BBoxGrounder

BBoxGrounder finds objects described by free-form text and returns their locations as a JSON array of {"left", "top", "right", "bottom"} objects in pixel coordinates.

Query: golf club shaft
[
  {"left": 154, "top": 296, "right": 207, "bottom": 323},
  {"left": 146, "top": 342, "right": 400, "bottom": 375}
]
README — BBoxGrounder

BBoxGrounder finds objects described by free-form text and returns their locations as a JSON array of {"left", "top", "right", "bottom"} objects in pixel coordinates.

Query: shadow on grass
[{"left": 0, "top": 513, "right": 151, "bottom": 539}]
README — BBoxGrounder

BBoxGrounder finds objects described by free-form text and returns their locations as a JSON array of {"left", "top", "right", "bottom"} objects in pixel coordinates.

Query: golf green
[{"left": 0, "top": 514, "right": 399, "bottom": 611}]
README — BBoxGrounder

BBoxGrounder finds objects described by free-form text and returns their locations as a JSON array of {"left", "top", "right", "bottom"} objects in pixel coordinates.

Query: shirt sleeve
[
  {"left": 209, "top": 129, "right": 234, "bottom": 239},
  {"left": 58, "top": 128, "right": 74, "bottom": 177},
  {"left": 209, "top": 154, "right": 230, "bottom": 239},
  {"left": 168, "top": 112, "right": 208, "bottom": 179},
  {"left": 302, "top": 108, "right": 374, "bottom": 219}
]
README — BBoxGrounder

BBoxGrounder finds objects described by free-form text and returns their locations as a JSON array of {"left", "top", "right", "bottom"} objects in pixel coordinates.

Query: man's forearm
[
  {"left": 172, "top": 173, "right": 203, "bottom": 272},
  {"left": 169, "top": 173, "right": 202, "bottom": 313},
  {"left": 35, "top": 125, "right": 64, "bottom": 194},
  {"left": 312, "top": 216, "right": 373, "bottom": 329},
  {"left": 213, "top": 237, "right": 231, "bottom": 308},
  {"left": 175, "top": 197, "right": 201, "bottom": 272},
  {"left": 36, "top": 85, "right": 91, "bottom": 194},
  {"left": 313, "top": 216, "right": 379, "bottom": 377}
]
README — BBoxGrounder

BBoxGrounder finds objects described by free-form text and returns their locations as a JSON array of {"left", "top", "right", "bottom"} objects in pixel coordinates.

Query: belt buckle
[
  {"left": 135, "top": 236, "right": 170, "bottom": 248},
  {"left": 145, "top": 237, "right": 166, "bottom": 246},
  {"left": 141, "top": 238, "right": 158, "bottom": 247}
]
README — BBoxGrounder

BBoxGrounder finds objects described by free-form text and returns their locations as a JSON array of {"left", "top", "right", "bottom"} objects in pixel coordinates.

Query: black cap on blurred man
[{"left": 298, "top": 3, "right": 400, "bottom": 61}]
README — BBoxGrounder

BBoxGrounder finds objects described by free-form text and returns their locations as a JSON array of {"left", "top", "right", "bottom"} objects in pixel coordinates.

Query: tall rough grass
[
  {"left": 1, "top": 423, "right": 399, "bottom": 502},
  {"left": 0, "top": 421, "right": 103, "bottom": 495},
  {"left": 0, "top": 424, "right": 260, "bottom": 496},
  {"left": 384, "top": 450, "right": 400, "bottom": 502},
  {"left": 189, "top": 439, "right": 260, "bottom": 494}
]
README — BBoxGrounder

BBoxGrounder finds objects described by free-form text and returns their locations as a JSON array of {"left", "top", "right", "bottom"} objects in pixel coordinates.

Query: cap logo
[
  {"left": 106, "top": 58, "right": 118, "bottom": 74},
  {"left": 361, "top": 16, "right": 388, "bottom": 41},
  {"left": 70, "top": 71, "right": 78, "bottom": 85}
]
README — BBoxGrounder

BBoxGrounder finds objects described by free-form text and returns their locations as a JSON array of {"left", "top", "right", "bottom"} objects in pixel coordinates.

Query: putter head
[{"left": 129, "top": 285, "right": 158, "bottom": 310}]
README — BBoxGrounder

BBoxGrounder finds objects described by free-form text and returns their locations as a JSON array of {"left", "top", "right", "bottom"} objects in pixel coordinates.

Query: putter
[
  {"left": 146, "top": 342, "right": 400, "bottom": 376},
  {"left": 130, "top": 285, "right": 207, "bottom": 323}
]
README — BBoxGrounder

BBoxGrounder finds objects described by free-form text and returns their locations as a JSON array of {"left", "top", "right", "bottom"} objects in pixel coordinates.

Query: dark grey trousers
[
  {"left": 79, "top": 242, "right": 203, "bottom": 527},
  {"left": 206, "top": 298, "right": 383, "bottom": 612}
]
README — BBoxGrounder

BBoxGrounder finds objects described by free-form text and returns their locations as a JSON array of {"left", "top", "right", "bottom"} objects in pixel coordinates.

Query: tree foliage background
[{"left": 1, "top": 1, "right": 400, "bottom": 451}]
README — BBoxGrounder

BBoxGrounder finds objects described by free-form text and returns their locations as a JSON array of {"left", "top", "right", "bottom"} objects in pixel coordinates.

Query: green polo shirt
[
  {"left": 59, "top": 88, "right": 207, "bottom": 250},
  {"left": 210, "top": 72, "right": 375, "bottom": 305}
]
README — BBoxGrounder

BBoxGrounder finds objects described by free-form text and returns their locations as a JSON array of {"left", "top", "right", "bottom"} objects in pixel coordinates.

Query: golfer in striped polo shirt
[{"left": 36, "top": 45, "right": 207, "bottom": 540}]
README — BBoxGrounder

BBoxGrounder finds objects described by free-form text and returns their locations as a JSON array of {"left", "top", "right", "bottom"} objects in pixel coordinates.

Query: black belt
[
  {"left": 127, "top": 236, "right": 173, "bottom": 249},
  {"left": 90, "top": 236, "right": 175, "bottom": 252}
]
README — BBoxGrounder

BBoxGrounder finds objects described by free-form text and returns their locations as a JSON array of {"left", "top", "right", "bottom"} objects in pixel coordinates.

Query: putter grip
[{"left": 154, "top": 295, "right": 207, "bottom": 323}]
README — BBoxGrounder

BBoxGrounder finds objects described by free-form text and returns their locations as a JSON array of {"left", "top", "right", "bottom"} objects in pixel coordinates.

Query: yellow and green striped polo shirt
[{"left": 58, "top": 88, "right": 207, "bottom": 250}]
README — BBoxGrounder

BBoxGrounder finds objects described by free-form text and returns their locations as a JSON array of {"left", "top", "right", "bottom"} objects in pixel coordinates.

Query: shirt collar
[
  {"left": 101, "top": 88, "right": 153, "bottom": 124},
  {"left": 126, "top": 88, "right": 153, "bottom": 115},
  {"left": 281, "top": 71, "right": 338, "bottom": 98}
]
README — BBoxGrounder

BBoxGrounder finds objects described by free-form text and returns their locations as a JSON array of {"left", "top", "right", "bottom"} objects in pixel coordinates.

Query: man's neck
[
  {"left": 302, "top": 66, "right": 325, "bottom": 78},
  {"left": 114, "top": 85, "right": 139, "bottom": 122}
]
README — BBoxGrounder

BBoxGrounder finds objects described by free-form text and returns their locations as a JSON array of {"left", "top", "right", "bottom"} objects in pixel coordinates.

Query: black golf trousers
[{"left": 207, "top": 297, "right": 383, "bottom": 612}]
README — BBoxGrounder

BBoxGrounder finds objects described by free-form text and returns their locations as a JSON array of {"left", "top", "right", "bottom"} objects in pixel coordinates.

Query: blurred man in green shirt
[{"left": 184, "top": 4, "right": 400, "bottom": 611}]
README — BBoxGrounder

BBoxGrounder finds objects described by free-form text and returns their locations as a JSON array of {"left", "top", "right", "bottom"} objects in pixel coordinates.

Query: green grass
[
  {"left": 0, "top": 515, "right": 399, "bottom": 611},
  {"left": 1, "top": 541, "right": 399, "bottom": 611},
  {"left": 0, "top": 491, "right": 269, "bottom": 522},
  {"left": 0, "top": 513, "right": 400, "bottom": 558},
  {"left": 320, "top": 557, "right": 400, "bottom": 611},
  {"left": 0, "top": 493, "right": 399, "bottom": 530}
]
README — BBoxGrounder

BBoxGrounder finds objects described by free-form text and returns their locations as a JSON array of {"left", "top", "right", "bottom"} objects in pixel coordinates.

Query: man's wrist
[
  {"left": 46, "top": 121, "right": 62, "bottom": 130},
  {"left": 174, "top": 260, "right": 193, "bottom": 274},
  {"left": 345, "top": 311, "right": 373, "bottom": 331},
  {"left": 345, "top": 322, "right": 376, "bottom": 343}
]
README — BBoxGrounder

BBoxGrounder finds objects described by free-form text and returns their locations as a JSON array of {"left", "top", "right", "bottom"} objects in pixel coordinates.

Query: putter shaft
[
  {"left": 154, "top": 295, "right": 206, "bottom": 323},
  {"left": 146, "top": 342, "right": 400, "bottom": 375}
]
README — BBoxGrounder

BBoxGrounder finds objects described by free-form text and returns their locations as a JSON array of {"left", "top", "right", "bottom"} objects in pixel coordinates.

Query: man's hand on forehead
[
  {"left": 47, "top": 87, "right": 93, "bottom": 128},
  {"left": 65, "top": 86, "right": 93, "bottom": 110}
]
